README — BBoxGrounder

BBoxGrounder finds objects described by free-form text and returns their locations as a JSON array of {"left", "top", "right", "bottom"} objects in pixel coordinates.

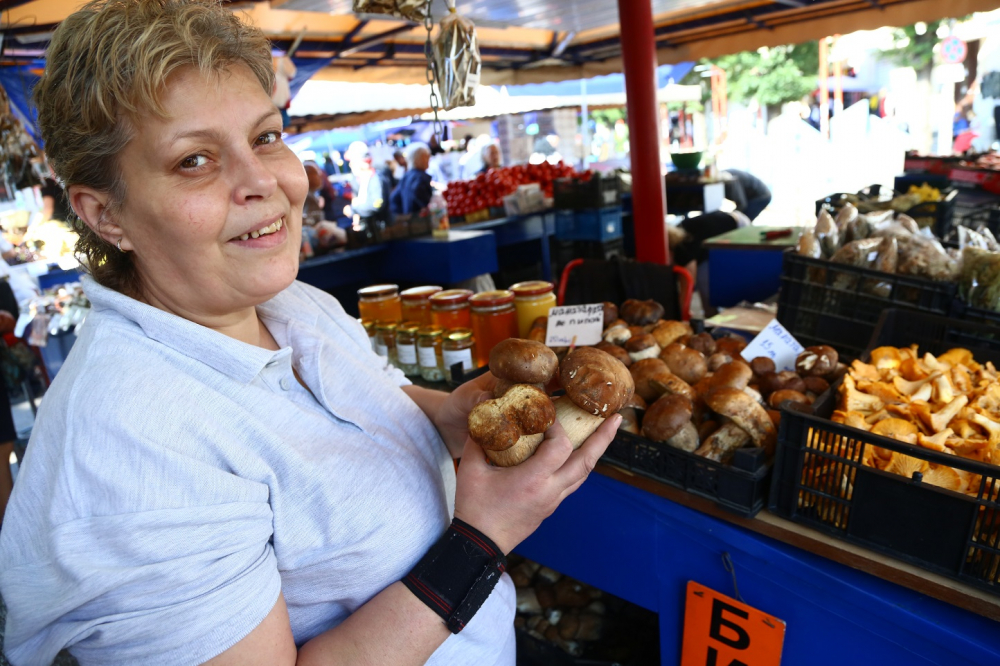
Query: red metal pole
[{"left": 617, "top": 0, "right": 669, "bottom": 265}]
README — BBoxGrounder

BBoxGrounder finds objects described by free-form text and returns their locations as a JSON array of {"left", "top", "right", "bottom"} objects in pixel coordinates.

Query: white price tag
[
  {"left": 397, "top": 344, "right": 417, "bottom": 365},
  {"left": 442, "top": 348, "right": 473, "bottom": 373},
  {"left": 740, "top": 319, "right": 804, "bottom": 372},
  {"left": 418, "top": 345, "right": 439, "bottom": 368},
  {"left": 545, "top": 303, "right": 604, "bottom": 347}
]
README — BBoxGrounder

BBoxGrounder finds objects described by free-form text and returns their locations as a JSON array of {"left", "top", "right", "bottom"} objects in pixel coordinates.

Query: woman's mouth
[{"left": 235, "top": 217, "right": 284, "bottom": 241}]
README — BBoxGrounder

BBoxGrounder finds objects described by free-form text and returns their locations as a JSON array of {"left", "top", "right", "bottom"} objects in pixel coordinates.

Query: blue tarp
[
  {"left": 0, "top": 61, "right": 44, "bottom": 143},
  {"left": 498, "top": 62, "right": 694, "bottom": 97}
]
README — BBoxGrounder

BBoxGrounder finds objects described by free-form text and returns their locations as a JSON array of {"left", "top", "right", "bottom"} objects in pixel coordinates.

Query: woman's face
[{"left": 115, "top": 65, "right": 307, "bottom": 321}]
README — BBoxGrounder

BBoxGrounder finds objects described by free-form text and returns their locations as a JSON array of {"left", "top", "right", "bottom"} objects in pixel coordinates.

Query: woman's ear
[{"left": 68, "top": 185, "right": 125, "bottom": 248}]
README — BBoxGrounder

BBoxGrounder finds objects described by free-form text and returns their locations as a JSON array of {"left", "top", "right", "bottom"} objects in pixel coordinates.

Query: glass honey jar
[
  {"left": 400, "top": 286, "right": 442, "bottom": 326},
  {"left": 510, "top": 281, "right": 557, "bottom": 338},
  {"left": 394, "top": 322, "right": 422, "bottom": 376},
  {"left": 429, "top": 289, "right": 473, "bottom": 331},
  {"left": 374, "top": 321, "right": 398, "bottom": 366},
  {"left": 361, "top": 318, "right": 376, "bottom": 352},
  {"left": 358, "top": 284, "right": 402, "bottom": 323},
  {"left": 417, "top": 325, "right": 445, "bottom": 382},
  {"left": 441, "top": 328, "right": 475, "bottom": 375},
  {"left": 469, "top": 290, "right": 518, "bottom": 368}
]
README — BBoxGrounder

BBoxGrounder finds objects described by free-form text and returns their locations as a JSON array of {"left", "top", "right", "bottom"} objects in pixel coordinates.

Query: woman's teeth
[{"left": 239, "top": 218, "right": 283, "bottom": 241}]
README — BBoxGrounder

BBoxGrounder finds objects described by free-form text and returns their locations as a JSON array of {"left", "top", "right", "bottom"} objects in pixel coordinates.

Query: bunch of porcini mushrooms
[{"left": 467, "top": 338, "right": 635, "bottom": 466}]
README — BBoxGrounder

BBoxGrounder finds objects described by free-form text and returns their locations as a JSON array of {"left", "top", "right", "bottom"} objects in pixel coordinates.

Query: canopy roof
[{"left": 1, "top": 0, "right": 995, "bottom": 86}]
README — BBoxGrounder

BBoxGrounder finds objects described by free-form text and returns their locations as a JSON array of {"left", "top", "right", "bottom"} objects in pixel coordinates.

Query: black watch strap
[{"left": 402, "top": 518, "right": 508, "bottom": 633}]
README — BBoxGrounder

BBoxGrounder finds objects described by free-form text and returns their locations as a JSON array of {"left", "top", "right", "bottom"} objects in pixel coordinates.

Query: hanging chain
[{"left": 423, "top": 0, "right": 443, "bottom": 141}]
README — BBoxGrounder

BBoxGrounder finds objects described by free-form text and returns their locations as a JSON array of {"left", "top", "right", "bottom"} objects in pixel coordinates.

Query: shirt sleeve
[{"left": 0, "top": 399, "right": 283, "bottom": 666}]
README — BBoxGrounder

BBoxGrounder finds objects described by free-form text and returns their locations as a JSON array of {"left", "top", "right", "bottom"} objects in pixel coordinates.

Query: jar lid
[
  {"left": 375, "top": 321, "right": 399, "bottom": 332},
  {"left": 358, "top": 284, "right": 399, "bottom": 300},
  {"left": 445, "top": 328, "right": 474, "bottom": 342},
  {"left": 429, "top": 289, "right": 474, "bottom": 306},
  {"left": 398, "top": 321, "right": 422, "bottom": 333},
  {"left": 469, "top": 290, "right": 515, "bottom": 307},
  {"left": 417, "top": 325, "right": 444, "bottom": 338},
  {"left": 360, "top": 318, "right": 376, "bottom": 331},
  {"left": 510, "top": 281, "right": 554, "bottom": 297},
  {"left": 401, "top": 285, "right": 443, "bottom": 302}
]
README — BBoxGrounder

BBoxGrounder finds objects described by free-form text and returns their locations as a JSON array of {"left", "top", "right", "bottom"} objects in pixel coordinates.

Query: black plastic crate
[
  {"left": 553, "top": 175, "right": 620, "bottom": 210},
  {"left": 951, "top": 301, "right": 1000, "bottom": 350},
  {"left": 776, "top": 250, "right": 957, "bottom": 360},
  {"left": 815, "top": 186, "right": 958, "bottom": 238},
  {"left": 769, "top": 309, "right": 1000, "bottom": 596},
  {"left": 603, "top": 431, "right": 770, "bottom": 517}
]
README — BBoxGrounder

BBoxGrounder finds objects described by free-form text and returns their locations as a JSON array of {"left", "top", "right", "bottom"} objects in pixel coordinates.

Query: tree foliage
[
  {"left": 688, "top": 42, "right": 820, "bottom": 107},
  {"left": 881, "top": 20, "right": 945, "bottom": 73}
]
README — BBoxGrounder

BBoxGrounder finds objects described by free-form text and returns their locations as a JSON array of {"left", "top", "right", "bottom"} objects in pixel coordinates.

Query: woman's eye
[
  {"left": 256, "top": 131, "right": 280, "bottom": 146},
  {"left": 180, "top": 154, "right": 208, "bottom": 169}
]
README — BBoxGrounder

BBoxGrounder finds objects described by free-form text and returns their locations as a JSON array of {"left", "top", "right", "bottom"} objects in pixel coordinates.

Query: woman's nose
[{"left": 232, "top": 148, "right": 278, "bottom": 204}]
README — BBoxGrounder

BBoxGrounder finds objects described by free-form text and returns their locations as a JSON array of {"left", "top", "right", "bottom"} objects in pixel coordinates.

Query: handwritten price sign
[
  {"left": 740, "top": 319, "right": 803, "bottom": 372},
  {"left": 545, "top": 303, "right": 605, "bottom": 347}
]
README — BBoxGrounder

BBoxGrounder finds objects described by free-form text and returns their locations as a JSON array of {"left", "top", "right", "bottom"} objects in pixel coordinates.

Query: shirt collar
[{"left": 82, "top": 276, "right": 290, "bottom": 384}]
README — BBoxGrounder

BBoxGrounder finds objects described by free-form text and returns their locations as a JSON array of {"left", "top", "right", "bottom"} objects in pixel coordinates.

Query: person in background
[
  {"left": 722, "top": 169, "right": 771, "bottom": 222},
  {"left": 39, "top": 177, "right": 72, "bottom": 224},
  {"left": 390, "top": 142, "right": 433, "bottom": 216},
  {"left": 345, "top": 141, "right": 386, "bottom": 220},
  {"left": 477, "top": 143, "right": 501, "bottom": 175},
  {"left": 393, "top": 149, "right": 407, "bottom": 176},
  {"left": 0, "top": 277, "right": 19, "bottom": 527},
  {"left": 302, "top": 162, "right": 346, "bottom": 251}
]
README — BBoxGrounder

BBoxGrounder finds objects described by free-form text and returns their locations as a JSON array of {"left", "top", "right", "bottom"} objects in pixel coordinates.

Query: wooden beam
[{"left": 337, "top": 24, "right": 415, "bottom": 59}]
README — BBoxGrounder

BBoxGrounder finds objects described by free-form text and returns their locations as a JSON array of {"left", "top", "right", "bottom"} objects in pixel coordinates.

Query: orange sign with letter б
[{"left": 680, "top": 580, "right": 786, "bottom": 666}]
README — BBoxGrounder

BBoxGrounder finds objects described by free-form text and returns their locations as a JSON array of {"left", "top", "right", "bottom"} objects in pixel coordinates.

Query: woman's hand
[
  {"left": 431, "top": 372, "right": 497, "bottom": 457},
  {"left": 453, "top": 413, "right": 621, "bottom": 555}
]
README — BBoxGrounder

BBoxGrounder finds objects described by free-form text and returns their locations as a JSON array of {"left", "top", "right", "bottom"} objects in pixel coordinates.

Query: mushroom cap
[
  {"left": 750, "top": 357, "right": 776, "bottom": 377},
  {"left": 559, "top": 347, "right": 635, "bottom": 416},
  {"left": 620, "top": 299, "right": 666, "bottom": 326},
  {"left": 650, "top": 320, "right": 692, "bottom": 348},
  {"left": 660, "top": 343, "right": 708, "bottom": 385},
  {"left": 602, "top": 302, "right": 619, "bottom": 328},
  {"left": 642, "top": 394, "right": 694, "bottom": 442},
  {"left": 623, "top": 393, "right": 648, "bottom": 410},
  {"left": 707, "top": 360, "right": 753, "bottom": 391},
  {"left": 625, "top": 333, "right": 659, "bottom": 354},
  {"left": 468, "top": 384, "right": 556, "bottom": 451},
  {"left": 715, "top": 336, "right": 748, "bottom": 356},
  {"left": 686, "top": 332, "right": 717, "bottom": 356},
  {"left": 595, "top": 341, "right": 632, "bottom": 367},
  {"left": 630, "top": 357, "right": 674, "bottom": 402},
  {"left": 490, "top": 338, "right": 559, "bottom": 385}
]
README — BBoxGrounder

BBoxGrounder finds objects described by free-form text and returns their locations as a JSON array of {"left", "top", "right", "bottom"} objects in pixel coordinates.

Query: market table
[
  {"left": 454, "top": 210, "right": 557, "bottom": 282},
  {"left": 516, "top": 463, "right": 1000, "bottom": 666},
  {"left": 702, "top": 226, "right": 801, "bottom": 308},
  {"left": 296, "top": 211, "right": 557, "bottom": 294}
]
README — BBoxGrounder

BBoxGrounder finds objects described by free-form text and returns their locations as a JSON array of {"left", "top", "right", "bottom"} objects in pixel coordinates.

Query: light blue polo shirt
[{"left": 0, "top": 277, "right": 515, "bottom": 665}]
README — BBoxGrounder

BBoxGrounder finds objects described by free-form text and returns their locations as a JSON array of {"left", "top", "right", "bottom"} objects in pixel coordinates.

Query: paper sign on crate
[
  {"left": 740, "top": 319, "right": 804, "bottom": 372},
  {"left": 681, "top": 581, "right": 785, "bottom": 666},
  {"left": 545, "top": 303, "right": 604, "bottom": 347}
]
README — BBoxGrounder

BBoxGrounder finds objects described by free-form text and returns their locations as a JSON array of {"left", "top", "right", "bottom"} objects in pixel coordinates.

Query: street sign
[
  {"left": 941, "top": 36, "right": 968, "bottom": 65},
  {"left": 681, "top": 581, "right": 786, "bottom": 666}
]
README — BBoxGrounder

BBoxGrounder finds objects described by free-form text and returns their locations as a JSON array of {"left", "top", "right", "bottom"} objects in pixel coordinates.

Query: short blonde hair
[{"left": 36, "top": 0, "right": 274, "bottom": 296}]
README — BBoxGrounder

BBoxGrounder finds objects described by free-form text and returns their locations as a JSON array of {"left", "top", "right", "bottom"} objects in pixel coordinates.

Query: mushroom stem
[
  {"left": 485, "top": 433, "right": 546, "bottom": 467},
  {"left": 554, "top": 397, "right": 606, "bottom": 449}
]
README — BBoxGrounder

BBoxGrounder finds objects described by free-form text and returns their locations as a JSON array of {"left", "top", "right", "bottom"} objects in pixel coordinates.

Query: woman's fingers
[{"left": 552, "top": 414, "right": 620, "bottom": 489}]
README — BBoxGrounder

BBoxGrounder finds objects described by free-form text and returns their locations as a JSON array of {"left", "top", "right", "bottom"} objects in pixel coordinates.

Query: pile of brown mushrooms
[
  {"left": 595, "top": 300, "right": 848, "bottom": 463},
  {"left": 468, "top": 339, "right": 635, "bottom": 466}
]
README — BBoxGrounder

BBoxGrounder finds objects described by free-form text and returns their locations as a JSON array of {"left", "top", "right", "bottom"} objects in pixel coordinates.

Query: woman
[{"left": 0, "top": 2, "right": 618, "bottom": 665}]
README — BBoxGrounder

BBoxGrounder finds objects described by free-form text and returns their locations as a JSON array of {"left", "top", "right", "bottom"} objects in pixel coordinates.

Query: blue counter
[
  {"left": 517, "top": 466, "right": 1000, "bottom": 665},
  {"left": 295, "top": 211, "right": 558, "bottom": 292}
]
